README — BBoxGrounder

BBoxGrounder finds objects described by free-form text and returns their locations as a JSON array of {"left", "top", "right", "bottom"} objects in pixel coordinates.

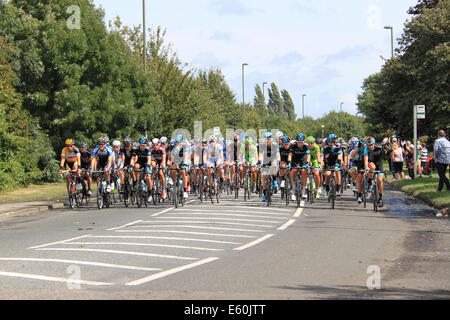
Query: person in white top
[
  {"left": 203, "top": 136, "right": 225, "bottom": 189},
  {"left": 391, "top": 142, "right": 405, "bottom": 180}
]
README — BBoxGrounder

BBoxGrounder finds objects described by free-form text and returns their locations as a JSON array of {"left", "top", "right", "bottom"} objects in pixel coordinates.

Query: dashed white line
[
  {"left": 233, "top": 234, "right": 274, "bottom": 251},
  {"left": 89, "top": 235, "right": 242, "bottom": 245},
  {"left": 125, "top": 257, "right": 219, "bottom": 286},
  {"left": 35, "top": 248, "right": 197, "bottom": 260},
  {"left": 0, "top": 258, "right": 161, "bottom": 272},
  {"left": 107, "top": 220, "right": 144, "bottom": 231},
  {"left": 66, "top": 242, "right": 224, "bottom": 252},
  {"left": 0, "top": 270, "right": 114, "bottom": 286},
  {"left": 115, "top": 229, "right": 256, "bottom": 238},
  {"left": 28, "top": 235, "right": 91, "bottom": 249},
  {"left": 278, "top": 219, "right": 296, "bottom": 230},
  {"left": 129, "top": 224, "right": 265, "bottom": 233},
  {"left": 135, "top": 220, "right": 274, "bottom": 229}
]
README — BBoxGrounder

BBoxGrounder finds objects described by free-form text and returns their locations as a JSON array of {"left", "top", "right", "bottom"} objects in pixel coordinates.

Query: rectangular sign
[{"left": 416, "top": 105, "right": 425, "bottom": 119}]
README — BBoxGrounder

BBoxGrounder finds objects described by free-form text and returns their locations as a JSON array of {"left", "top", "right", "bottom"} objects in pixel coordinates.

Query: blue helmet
[
  {"left": 176, "top": 135, "right": 183, "bottom": 143},
  {"left": 139, "top": 137, "right": 147, "bottom": 144},
  {"left": 366, "top": 136, "right": 376, "bottom": 145},
  {"left": 264, "top": 132, "right": 272, "bottom": 139},
  {"left": 327, "top": 134, "right": 337, "bottom": 143},
  {"left": 282, "top": 136, "right": 291, "bottom": 144},
  {"left": 297, "top": 133, "right": 306, "bottom": 142}
]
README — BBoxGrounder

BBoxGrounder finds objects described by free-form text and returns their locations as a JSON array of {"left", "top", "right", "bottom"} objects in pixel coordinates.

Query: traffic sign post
[{"left": 413, "top": 105, "right": 425, "bottom": 179}]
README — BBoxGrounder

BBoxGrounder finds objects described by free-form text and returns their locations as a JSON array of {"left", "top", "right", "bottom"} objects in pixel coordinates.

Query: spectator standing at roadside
[
  {"left": 383, "top": 137, "right": 395, "bottom": 179},
  {"left": 392, "top": 141, "right": 405, "bottom": 180},
  {"left": 419, "top": 140, "right": 429, "bottom": 177},
  {"left": 434, "top": 130, "right": 450, "bottom": 192},
  {"left": 405, "top": 141, "right": 415, "bottom": 179}
]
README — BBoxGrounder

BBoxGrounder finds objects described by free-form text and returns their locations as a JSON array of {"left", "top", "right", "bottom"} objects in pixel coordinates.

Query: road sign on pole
[{"left": 413, "top": 105, "right": 425, "bottom": 179}]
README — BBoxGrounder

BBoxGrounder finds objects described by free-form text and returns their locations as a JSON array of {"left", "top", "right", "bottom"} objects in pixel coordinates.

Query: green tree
[
  {"left": 281, "top": 89, "right": 297, "bottom": 121},
  {"left": 267, "top": 83, "right": 285, "bottom": 118}
]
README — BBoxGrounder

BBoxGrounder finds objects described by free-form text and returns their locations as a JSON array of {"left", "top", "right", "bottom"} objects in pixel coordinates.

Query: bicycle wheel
[
  {"left": 96, "top": 180, "right": 103, "bottom": 210},
  {"left": 285, "top": 177, "right": 290, "bottom": 207},
  {"left": 330, "top": 177, "right": 336, "bottom": 210},
  {"left": 296, "top": 180, "right": 301, "bottom": 208},
  {"left": 308, "top": 175, "right": 314, "bottom": 204},
  {"left": 373, "top": 179, "right": 378, "bottom": 213},
  {"left": 68, "top": 181, "right": 75, "bottom": 209}
]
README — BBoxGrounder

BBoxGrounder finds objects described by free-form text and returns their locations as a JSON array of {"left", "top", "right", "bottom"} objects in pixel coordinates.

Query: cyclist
[
  {"left": 78, "top": 142, "right": 92, "bottom": 196},
  {"left": 130, "top": 137, "right": 153, "bottom": 203},
  {"left": 238, "top": 136, "right": 259, "bottom": 192},
  {"left": 59, "top": 138, "right": 81, "bottom": 193},
  {"left": 365, "top": 136, "right": 385, "bottom": 208},
  {"left": 120, "top": 137, "right": 135, "bottom": 196},
  {"left": 322, "top": 134, "right": 343, "bottom": 197},
  {"left": 228, "top": 135, "right": 241, "bottom": 190},
  {"left": 258, "top": 132, "right": 281, "bottom": 202},
  {"left": 151, "top": 138, "right": 167, "bottom": 200},
  {"left": 279, "top": 135, "right": 293, "bottom": 193},
  {"left": 90, "top": 137, "right": 114, "bottom": 193},
  {"left": 111, "top": 140, "right": 124, "bottom": 194},
  {"left": 288, "top": 134, "right": 311, "bottom": 200},
  {"left": 306, "top": 136, "right": 322, "bottom": 199},
  {"left": 168, "top": 135, "right": 190, "bottom": 199},
  {"left": 203, "top": 135, "right": 225, "bottom": 192},
  {"left": 348, "top": 137, "right": 360, "bottom": 193}
]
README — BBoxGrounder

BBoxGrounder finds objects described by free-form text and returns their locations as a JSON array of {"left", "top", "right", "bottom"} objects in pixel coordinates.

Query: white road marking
[
  {"left": 0, "top": 258, "right": 161, "bottom": 272},
  {"left": 172, "top": 209, "right": 291, "bottom": 217},
  {"left": 278, "top": 219, "right": 296, "bottom": 230},
  {"left": 0, "top": 270, "right": 114, "bottom": 286},
  {"left": 294, "top": 206, "right": 304, "bottom": 218},
  {"left": 151, "top": 207, "right": 174, "bottom": 217},
  {"left": 135, "top": 220, "right": 274, "bottom": 229},
  {"left": 66, "top": 242, "right": 224, "bottom": 252},
  {"left": 129, "top": 225, "right": 265, "bottom": 233},
  {"left": 35, "top": 248, "right": 197, "bottom": 260},
  {"left": 107, "top": 220, "right": 144, "bottom": 231},
  {"left": 233, "top": 234, "right": 274, "bottom": 251},
  {"left": 194, "top": 205, "right": 292, "bottom": 212},
  {"left": 28, "top": 235, "right": 91, "bottom": 249},
  {"left": 89, "top": 235, "right": 242, "bottom": 245},
  {"left": 115, "top": 229, "right": 256, "bottom": 238},
  {"left": 125, "top": 257, "right": 219, "bottom": 286},
  {"left": 156, "top": 212, "right": 286, "bottom": 223}
]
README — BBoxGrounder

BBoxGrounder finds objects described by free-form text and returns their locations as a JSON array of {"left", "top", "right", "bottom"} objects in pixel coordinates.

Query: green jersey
[
  {"left": 310, "top": 144, "right": 321, "bottom": 168},
  {"left": 239, "top": 144, "right": 258, "bottom": 165}
]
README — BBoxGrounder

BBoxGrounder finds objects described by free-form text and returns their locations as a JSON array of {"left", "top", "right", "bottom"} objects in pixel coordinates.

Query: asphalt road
[{"left": 0, "top": 184, "right": 449, "bottom": 300}]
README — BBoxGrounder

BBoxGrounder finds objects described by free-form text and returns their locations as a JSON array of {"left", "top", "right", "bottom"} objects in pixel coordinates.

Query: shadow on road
[{"left": 272, "top": 284, "right": 450, "bottom": 300}]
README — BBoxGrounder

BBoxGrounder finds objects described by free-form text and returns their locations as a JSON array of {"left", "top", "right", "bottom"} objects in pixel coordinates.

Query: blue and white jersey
[
  {"left": 113, "top": 149, "right": 124, "bottom": 169},
  {"left": 92, "top": 144, "right": 114, "bottom": 160}
]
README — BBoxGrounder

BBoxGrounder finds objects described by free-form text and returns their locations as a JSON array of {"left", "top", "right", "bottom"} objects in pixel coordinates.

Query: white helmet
[
  {"left": 209, "top": 135, "right": 217, "bottom": 143},
  {"left": 160, "top": 137, "right": 168, "bottom": 144},
  {"left": 276, "top": 131, "right": 284, "bottom": 139},
  {"left": 152, "top": 138, "right": 160, "bottom": 145},
  {"left": 112, "top": 140, "right": 121, "bottom": 147}
]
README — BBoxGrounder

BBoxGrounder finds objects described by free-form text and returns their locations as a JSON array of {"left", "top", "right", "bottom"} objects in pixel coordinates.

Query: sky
[{"left": 92, "top": 0, "right": 418, "bottom": 119}]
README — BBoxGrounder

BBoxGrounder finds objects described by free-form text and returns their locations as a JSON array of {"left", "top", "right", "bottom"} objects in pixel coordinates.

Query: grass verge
[{"left": 0, "top": 183, "right": 68, "bottom": 204}]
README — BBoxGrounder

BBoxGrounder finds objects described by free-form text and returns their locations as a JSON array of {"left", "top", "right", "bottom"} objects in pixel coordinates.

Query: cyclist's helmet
[
  {"left": 65, "top": 138, "right": 75, "bottom": 146},
  {"left": 112, "top": 140, "right": 121, "bottom": 147},
  {"left": 139, "top": 137, "right": 147, "bottom": 145},
  {"left": 327, "top": 134, "right": 338, "bottom": 143},
  {"left": 123, "top": 137, "right": 132, "bottom": 147},
  {"left": 265, "top": 132, "right": 272, "bottom": 139},
  {"left": 366, "top": 136, "right": 376, "bottom": 146},
  {"left": 337, "top": 138, "right": 345, "bottom": 145},
  {"left": 152, "top": 138, "right": 160, "bottom": 146},
  {"left": 78, "top": 142, "right": 87, "bottom": 148},
  {"left": 209, "top": 135, "right": 217, "bottom": 143},
  {"left": 234, "top": 134, "right": 239, "bottom": 142},
  {"left": 160, "top": 137, "right": 168, "bottom": 145},
  {"left": 306, "top": 136, "right": 315, "bottom": 144},
  {"left": 98, "top": 137, "right": 107, "bottom": 145},
  {"left": 201, "top": 138, "right": 207, "bottom": 145},
  {"left": 176, "top": 135, "right": 183, "bottom": 143},
  {"left": 103, "top": 136, "right": 110, "bottom": 144},
  {"left": 297, "top": 134, "right": 306, "bottom": 142},
  {"left": 245, "top": 137, "right": 253, "bottom": 145},
  {"left": 276, "top": 131, "right": 284, "bottom": 139},
  {"left": 315, "top": 138, "right": 323, "bottom": 145},
  {"left": 282, "top": 136, "right": 291, "bottom": 144}
]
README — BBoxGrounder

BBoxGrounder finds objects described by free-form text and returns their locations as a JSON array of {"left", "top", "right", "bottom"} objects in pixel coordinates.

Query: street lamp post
[
  {"left": 242, "top": 63, "right": 248, "bottom": 130},
  {"left": 322, "top": 125, "right": 325, "bottom": 140},
  {"left": 384, "top": 26, "right": 394, "bottom": 59},
  {"left": 302, "top": 94, "right": 306, "bottom": 120},
  {"left": 143, "top": 0, "right": 146, "bottom": 73}
]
